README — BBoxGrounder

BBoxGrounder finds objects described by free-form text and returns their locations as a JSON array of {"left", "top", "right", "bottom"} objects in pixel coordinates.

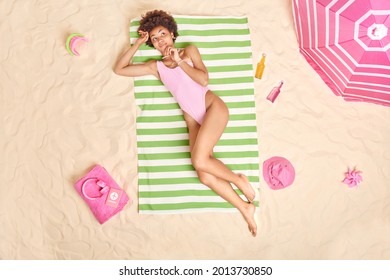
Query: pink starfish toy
[{"left": 342, "top": 168, "right": 363, "bottom": 188}]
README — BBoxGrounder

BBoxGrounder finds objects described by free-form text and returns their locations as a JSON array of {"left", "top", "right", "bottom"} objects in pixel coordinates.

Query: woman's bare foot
[
  {"left": 241, "top": 203, "right": 257, "bottom": 237},
  {"left": 237, "top": 173, "right": 256, "bottom": 202}
]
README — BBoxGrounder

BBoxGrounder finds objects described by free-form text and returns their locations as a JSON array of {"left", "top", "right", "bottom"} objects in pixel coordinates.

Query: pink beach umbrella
[{"left": 292, "top": 0, "right": 390, "bottom": 106}]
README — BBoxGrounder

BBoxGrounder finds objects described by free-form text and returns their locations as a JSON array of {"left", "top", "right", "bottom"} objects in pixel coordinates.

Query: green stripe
[
  {"left": 137, "top": 115, "right": 185, "bottom": 122},
  {"left": 138, "top": 151, "right": 258, "bottom": 160},
  {"left": 213, "top": 151, "right": 259, "bottom": 158},
  {"left": 138, "top": 163, "right": 259, "bottom": 173},
  {"left": 139, "top": 165, "right": 194, "bottom": 172},
  {"left": 226, "top": 101, "right": 255, "bottom": 108},
  {"left": 137, "top": 138, "right": 257, "bottom": 148},
  {"left": 218, "top": 138, "right": 258, "bottom": 145},
  {"left": 138, "top": 152, "right": 191, "bottom": 160},
  {"left": 135, "top": 91, "right": 172, "bottom": 99},
  {"left": 209, "top": 77, "right": 253, "bottom": 85},
  {"left": 136, "top": 113, "right": 255, "bottom": 123},
  {"left": 135, "top": 80, "right": 163, "bottom": 87},
  {"left": 229, "top": 113, "right": 256, "bottom": 121},
  {"left": 207, "top": 65, "right": 253, "bottom": 72},
  {"left": 137, "top": 127, "right": 187, "bottom": 135},
  {"left": 138, "top": 103, "right": 180, "bottom": 111},
  {"left": 212, "top": 89, "right": 254, "bottom": 96},
  {"left": 137, "top": 140, "right": 189, "bottom": 147},
  {"left": 132, "top": 52, "right": 252, "bottom": 63},
  {"left": 134, "top": 76, "right": 252, "bottom": 87},
  {"left": 177, "top": 17, "right": 248, "bottom": 24}
]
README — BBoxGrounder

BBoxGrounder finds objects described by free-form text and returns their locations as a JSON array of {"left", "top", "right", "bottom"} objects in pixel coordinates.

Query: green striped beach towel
[{"left": 130, "top": 15, "right": 260, "bottom": 214}]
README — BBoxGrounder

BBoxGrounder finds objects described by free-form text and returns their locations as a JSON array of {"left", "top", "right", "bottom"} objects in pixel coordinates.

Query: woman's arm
[
  {"left": 114, "top": 31, "right": 157, "bottom": 77},
  {"left": 167, "top": 45, "right": 209, "bottom": 86}
]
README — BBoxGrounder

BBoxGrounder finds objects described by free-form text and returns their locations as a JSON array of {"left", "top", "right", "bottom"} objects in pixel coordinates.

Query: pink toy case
[{"left": 74, "top": 165, "right": 129, "bottom": 224}]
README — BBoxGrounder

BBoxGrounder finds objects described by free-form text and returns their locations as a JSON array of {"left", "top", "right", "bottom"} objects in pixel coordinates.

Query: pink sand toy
[
  {"left": 74, "top": 165, "right": 129, "bottom": 224},
  {"left": 66, "top": 33, "right": 89, "bottom": 56}
]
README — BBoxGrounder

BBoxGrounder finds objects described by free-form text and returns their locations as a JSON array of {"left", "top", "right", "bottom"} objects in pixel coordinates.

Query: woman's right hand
[{"left": 135, "top": 30, "right": 149, "bottom": 46}]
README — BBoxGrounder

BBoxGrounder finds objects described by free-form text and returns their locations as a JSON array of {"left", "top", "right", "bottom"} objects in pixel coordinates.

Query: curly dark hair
[{"left": 138, "top": 10, "right": 179, "bottom": 48}]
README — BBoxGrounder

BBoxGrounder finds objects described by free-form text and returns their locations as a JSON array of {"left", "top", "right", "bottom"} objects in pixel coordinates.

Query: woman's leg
[
  {"left": 184, "top": 111, "right": 257, "bottom": 237},
  {"left": 191, "top": 92, "right": 255, "bottom": 202}
]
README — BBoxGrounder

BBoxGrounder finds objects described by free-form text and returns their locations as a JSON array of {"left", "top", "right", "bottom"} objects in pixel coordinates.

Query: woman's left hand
[{"left": 165, "top": 47, "right": 181, "bottom": 62}]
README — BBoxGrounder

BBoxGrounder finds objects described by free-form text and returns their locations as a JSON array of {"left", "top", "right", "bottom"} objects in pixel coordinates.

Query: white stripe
[
  {"left": 135, "top": 70, "right": 253, "bottom": 80},
  {"left": 130, "top": 34, "right": 250, "bottom": 44},
  {"left": 199, "top": 46, "right": 252, "bottom": 55},
  {"left": 175, "top": 34, "right": 251, "bottom": 42},
  {"left": 130, "top": 47, "right": 251, "bottom": 58},
  {"left": 139, "top": 146, "right": 190, "bottom": 153},
  {"left": 130, "top": 46, "right": 252, "bottom": 56},
  {"left": 139, "top": 170, "right": 197, "bottom": 179},
  {"left": 137, "top": 94, "right": 254, "bottom": 105},
  {"left": 137, "top": 108, "right": 183, "bottom": 116},
  {"left": 140, "top": 183, "right": 207, "bottom": 191},
  {"left": 134, "top": 58, "right": 253, "bottom": 68},
  {"left": 212, "top": 70, "right": 254, "bottom": 78},
  {"left": 204, "top": 58, "right": 253, "bottom": 66},
  {"left": 139, "top": 207, "right": 241, "bottom": 214},
  {"left": 139, "top": 159, "right": 192, "bottom": 167},
  {"left": 138, "top": 183, "right": 258, "bottom": 192},
  {"left": 139, "top": 196, "right": 228, "bottom": 204},
  {"left": 137, "top": 121, "right": 184, "bottom": 129},
  {"left": 138, "top": 144, "right": 258, "bottom": 154},
  {"left": 138, "top": 157, "right": 259, "bottom": 167},
  {"left": 136, "top": 133, "right": 189, "bottom": 141},
  {"left": 132, "top": 57, "right": 254, "bottom": 68},
  {"left": 135, "top": 69, "right": 254, "bottom": 81},
  {"left": 136, "top": 132, "right": 258, "bottom": 142},
  {"left": 178, "top": 23, "right": 248, "bottom": 30}
]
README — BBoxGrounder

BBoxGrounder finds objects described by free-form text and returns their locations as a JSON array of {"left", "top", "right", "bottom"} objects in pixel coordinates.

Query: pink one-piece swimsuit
[{"left": 156, "top": 60, "right": 209, "bottom": 125}]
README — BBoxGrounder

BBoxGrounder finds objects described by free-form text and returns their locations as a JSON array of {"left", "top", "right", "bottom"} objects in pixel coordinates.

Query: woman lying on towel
[{"left": 114, "top": 10, "right": 257, "bottom": 237}]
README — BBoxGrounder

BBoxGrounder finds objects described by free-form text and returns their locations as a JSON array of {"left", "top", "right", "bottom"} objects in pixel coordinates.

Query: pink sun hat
[{"left": 263, "top": 156, "right": 295, "bottom": 190}]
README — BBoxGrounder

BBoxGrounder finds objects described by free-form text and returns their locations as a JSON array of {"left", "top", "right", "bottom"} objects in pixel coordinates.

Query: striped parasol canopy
[{"left": 292, "top": 0, "right": 390, "bottom": 106}]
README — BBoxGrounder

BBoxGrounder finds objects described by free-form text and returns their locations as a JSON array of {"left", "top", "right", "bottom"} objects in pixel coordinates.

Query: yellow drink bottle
[{"left": 255, "top": 53, "right": 266, "bottom": 79}]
